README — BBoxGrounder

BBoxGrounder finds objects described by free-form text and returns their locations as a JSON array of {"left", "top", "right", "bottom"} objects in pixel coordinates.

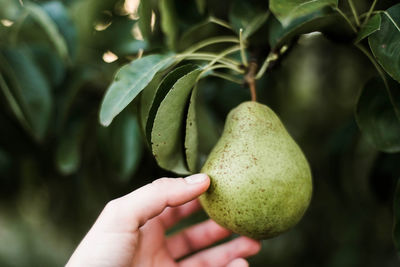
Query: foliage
[{"left": 0, "top": 0, "right": 400, "bottom": 266}]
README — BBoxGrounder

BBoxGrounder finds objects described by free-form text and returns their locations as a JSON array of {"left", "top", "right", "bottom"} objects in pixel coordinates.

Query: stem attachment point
[{"left": 245, "top": 62, "right": 258, "bottom": 102}]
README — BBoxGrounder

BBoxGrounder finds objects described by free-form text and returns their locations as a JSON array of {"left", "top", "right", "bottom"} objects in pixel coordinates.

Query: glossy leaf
[
  {"left": 24, "top": 2, "right": 69, "bottom": 60},
  {"left": 145, "top": 64, "right": 198, "bottom": 143},
  {"left": 0, "top": 48, "right": 52, "bottom": 141},
  {"left": 269, "top": 0, "right": 337, "bottom": 26},
  {"left": 151, "top": 67, "right": 202, "bottom": 174},
  {"left": 394, "top": 179, "right": 400, "bottom": 256},
  {"left": 99, "top": 53, "right": 176, "bottom": 127},
  {"left": 185, "top": 85, "right": 199, "bottom": 173},
  {"left": 355, "top": 14, "right": 381, "bottom": 43},
  {"left": 368, "top": 4, "right": 400, "bottom": 83},
  {"left": 243, "top": 13, "right": 269, "bottom": 39},
  {"left": 229, "top": 1, "right": 269, "bottom": 39},
  {"left": 267, "top": 8, "right": 336, "bottom": 49},
  {"left": 355, "top": 77, "right": 400, "bottom": 153},
  {"left": 160, "top": 0, "right": 178, "bottom": 49}
]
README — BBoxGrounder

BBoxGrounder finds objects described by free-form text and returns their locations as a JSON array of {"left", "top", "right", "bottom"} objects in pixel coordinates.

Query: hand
[{"left": 66, "top": 174, "right": 261, "bottom": 267}]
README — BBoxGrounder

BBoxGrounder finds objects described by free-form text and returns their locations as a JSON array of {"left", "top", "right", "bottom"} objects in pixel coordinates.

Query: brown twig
[{"left": 245, "top": 62, "right": 258, "bottom": 101}]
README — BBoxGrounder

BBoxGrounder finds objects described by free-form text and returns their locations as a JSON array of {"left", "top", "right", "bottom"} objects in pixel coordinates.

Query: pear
[{"left": 199, "top": 101, "right": 312, "bottom": 240}]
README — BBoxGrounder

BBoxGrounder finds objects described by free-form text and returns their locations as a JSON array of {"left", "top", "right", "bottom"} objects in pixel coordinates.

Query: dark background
[{"left": 0, "top": 0, "right": 399, "bottom": 266}]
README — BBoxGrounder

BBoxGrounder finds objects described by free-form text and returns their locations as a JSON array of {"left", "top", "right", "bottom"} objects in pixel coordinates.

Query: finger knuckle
[
  {"left": 105, "top": 199, "right": 120, "bottom": 212},
  {"left": 151, "top": 177, "right": 172, "bottom": 187}
]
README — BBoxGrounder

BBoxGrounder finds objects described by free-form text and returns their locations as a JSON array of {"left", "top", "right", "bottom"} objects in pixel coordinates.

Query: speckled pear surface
[{"left": 199, "top": 101, "right": 312, "bottom": 240}]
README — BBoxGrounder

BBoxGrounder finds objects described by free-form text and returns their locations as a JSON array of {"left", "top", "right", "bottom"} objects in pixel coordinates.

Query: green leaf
[
  {"left": 112, "top": 40, "right": 147, "bottom": 57},
  {"left": 195, "top": 0, "right": 206, "bottom": 14},
  {"left": 93, "top": 16, "right": 147, "bottom": 57},
  {"left": 118, "top": 114, "right": 143, "bottom": 180},
  {"left": 24, "top": 2, "right": 69, "bottom": 60},
  {"left": 151, "top": 67, "right": 202, "bottom": 174},
  {"left": 56, "top": 67, "right": 93, "bottom": 132},
  {"left": 99, "top": 53, "right": 176, "bottom": 127},
  {"left": 178, "top": 17, "right": 234, "bottom": 51},
  {"left": 269, "top": 0, "right": 337, "bottom": 26},
  {"left": 0, "top": 48, "right": 52, "bottom": 141},
  {"left": 55, "top": 120, "right": 84, "bottom": 176},
  {"left": 110, "top": 112, "right": 143, "bottom": 181},
  {"left": 138, "top": 0, "right": 153, "bottom": 41},
  {"left": 98, "top": 110, "right": 143, "bottom": 181},
  {"left": 394, "top": 179, "right": 400, "bottom": 256},
  {"left": 30, "top": 45, "right": 65, "bottom": 88},
  {"left": 160, "top": 0, "right": 178, "bottom": 50},
  {"left": 139, "top": 72, "right": 164, "bottom": 136},
  {"left": 267, "top": 8, "right": 336, "bottom": 49},
  {"left": 243, "top": 13, "right": 269, "bottom": 39},
  {"left": 0, "top": 0, "right": 21, "bottom": 20},
  {"left": 229, "top": 1, "right": 269, "bottom": 39},
  {"left": 56, "top": 140, "right": 80, "bottom": 176},
  {"left": 368, "top": 4, "right": 400, "bottom": 83},
  {"left": 355, "top": 77, "right": 400, "bottom": 153},
  {"left": 145, "top": 64, "right": 199, "bottom": 144},
  {"left": 42, "top": 1, "right": 77, "bottom": 59},
  {"left": 185, "top": 85, "right": 199, "bottom": 173},
  {"left": 355, "top": 14, "right": 381, "bottom": 43},
  {"left": 0, "top": 70, "right": 30, "bottom": 134}
]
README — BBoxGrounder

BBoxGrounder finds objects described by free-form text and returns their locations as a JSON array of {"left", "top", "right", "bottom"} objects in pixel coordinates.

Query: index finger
[{"left": 93, "top": 174, "right": 210, "bottom": 233}]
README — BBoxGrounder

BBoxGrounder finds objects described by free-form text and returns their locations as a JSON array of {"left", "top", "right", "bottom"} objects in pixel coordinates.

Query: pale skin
[{"left": 66, "top": 174, "right": 261, "bottom": 267}]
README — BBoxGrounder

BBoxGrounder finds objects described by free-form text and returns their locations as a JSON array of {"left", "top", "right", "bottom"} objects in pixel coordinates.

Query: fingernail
[{"left": 184, "top": 173, "right": 207, "bottom": 184}]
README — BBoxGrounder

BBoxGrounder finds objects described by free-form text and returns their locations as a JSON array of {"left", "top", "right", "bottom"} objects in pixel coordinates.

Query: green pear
[{"left": 199, "top": 101, "right": 312, "bottom": 240}]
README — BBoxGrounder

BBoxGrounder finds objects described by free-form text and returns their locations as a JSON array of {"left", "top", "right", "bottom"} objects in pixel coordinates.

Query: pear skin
[{"left": 199, "top": 101, "right": 312, "bottom": 240}]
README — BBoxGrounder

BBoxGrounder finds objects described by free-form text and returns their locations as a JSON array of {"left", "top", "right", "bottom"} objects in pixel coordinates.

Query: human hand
[{"left": 66, "top": 174, "right": 261, "bottom": 267}]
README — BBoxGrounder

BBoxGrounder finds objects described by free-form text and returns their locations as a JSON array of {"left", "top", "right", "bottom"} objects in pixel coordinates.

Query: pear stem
[
  {"left": 249, "top": 79, "right": 257, "bottom": 101},
  {"left": 245, "top": 62, "right": 258, "bottom": 101}
]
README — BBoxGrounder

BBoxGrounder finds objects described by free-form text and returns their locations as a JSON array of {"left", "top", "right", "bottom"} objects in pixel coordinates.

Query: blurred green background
[{"left": 0, "top": 0, "right": 400, "bottom": 266}]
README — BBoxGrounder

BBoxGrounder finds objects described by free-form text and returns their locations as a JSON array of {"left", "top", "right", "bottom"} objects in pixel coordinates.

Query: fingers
[
  {"left": 166, "top": 219, "right": 231, "bottom": 259},
  {"left": 93, "top": 174, "right": 210, "bottom": 233},
  {"left": 178, "top": 236, "right": 261, "bottom": 267},
  {"left": 227, "top": 258, "right": 249, "bottom": 267},
  {"left": 158, "top": 199, "right": 202, "bottom": 229}
]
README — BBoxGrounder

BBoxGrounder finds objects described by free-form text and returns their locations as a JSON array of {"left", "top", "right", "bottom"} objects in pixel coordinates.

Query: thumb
[{"left": 93, "top": 174, "right": 210, "bottom": 232}]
